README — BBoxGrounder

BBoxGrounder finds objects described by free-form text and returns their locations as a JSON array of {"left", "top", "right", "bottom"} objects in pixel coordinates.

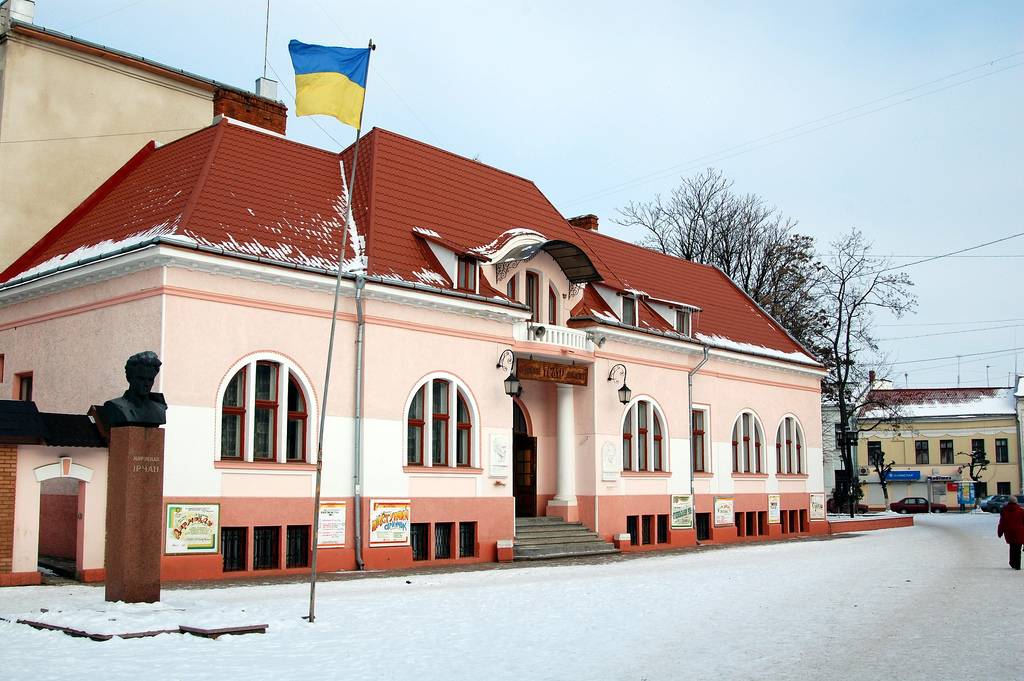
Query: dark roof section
[
  {"left": 494, "top": 240, "right": 603, "bottom": 283},
  {"left": 0, "top": 400, "right": 104, "bottom": 446}
]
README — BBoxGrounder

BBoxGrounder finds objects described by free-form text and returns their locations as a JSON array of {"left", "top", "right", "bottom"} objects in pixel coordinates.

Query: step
[
  {"left": 513, "top": 542, "right": 619, "bottom": 560},
  {"left": 514, "top": 516, "right": 572, "bottom": 527},
  {"left": 514, "top": 533, "right": 603, "bottom": 546},
  {"left": 514, "top": 526, "right": 595, "bottom": 538}
]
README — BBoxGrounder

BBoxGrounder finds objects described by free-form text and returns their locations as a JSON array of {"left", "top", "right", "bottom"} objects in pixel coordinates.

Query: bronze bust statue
[{"left": 101, "top": 351, "right": 167, "bottom": 427}]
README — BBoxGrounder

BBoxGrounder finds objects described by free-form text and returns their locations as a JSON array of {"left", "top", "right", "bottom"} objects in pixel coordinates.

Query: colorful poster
[
  {"left": 369, "top": 499, "right": 411, "bottom": 547},
  {"left": 165, "top": 503, "right": 219, "bottom": 554},
  {"left": 767, "top": 494, "right": 781, "bottom": 524},
  {"left": 809, "top": 493, "right": 826, "bottom": 520},
  {"left": 671, "top": 495, "right": 694, "bottom": 529},
  {"left": 714, "top": 497, "right": 734, "bottom": 527},
  {"left": 317, "top": 501, "right": 347, "bottom": 547}
]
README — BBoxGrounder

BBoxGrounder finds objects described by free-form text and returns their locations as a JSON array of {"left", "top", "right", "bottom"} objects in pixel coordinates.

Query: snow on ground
[{"left": 1, "top": 514, "right": 1021, "bottom": 681}]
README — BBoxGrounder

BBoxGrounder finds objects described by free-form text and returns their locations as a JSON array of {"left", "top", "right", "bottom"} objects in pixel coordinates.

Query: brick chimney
[
  {"left": 569, "top": 214, "right": 599, "bottom": 231},
  {"left": 213, "top": 88, "right": 288, "bottom": 135}
]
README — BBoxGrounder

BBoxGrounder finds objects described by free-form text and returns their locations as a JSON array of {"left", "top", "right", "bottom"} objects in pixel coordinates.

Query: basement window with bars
[
  {"left": 253, "top": 526, "right": 280, "bottom": 570},
  {"left": 286, "top": 525, "right": 310, "bottom": 568},
  {"left": 221, "top": 527, "right": 247, "bottom": 572},
  {"left": 434, "top": 522, "right": 453, "bottom": 560},
  {"left": 459, "top": 522, "right": 477, "bottom": 558},
  {"left": 411, "top": 523, "right": 429, "bottom": 561}
]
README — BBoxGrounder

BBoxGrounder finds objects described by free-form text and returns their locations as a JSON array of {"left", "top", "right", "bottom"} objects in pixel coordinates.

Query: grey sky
[{"left": 31, "top": 0, "right": 1024, "bottom": 388}]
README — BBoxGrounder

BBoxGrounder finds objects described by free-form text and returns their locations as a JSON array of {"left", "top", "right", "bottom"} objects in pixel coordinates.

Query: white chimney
[
  {"left": 255, "top": 77, "right": 278, "bottom": 101},
  {"left": 11, "top": 0, "right": 35, "bottom": 23}
]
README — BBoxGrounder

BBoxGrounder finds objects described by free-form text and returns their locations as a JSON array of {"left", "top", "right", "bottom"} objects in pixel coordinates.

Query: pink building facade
[{"left": 0, "top": 119, "right": 826, "bottom": 585}]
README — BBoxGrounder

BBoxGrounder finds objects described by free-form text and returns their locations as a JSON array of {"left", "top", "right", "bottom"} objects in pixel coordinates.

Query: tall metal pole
[
  {"left": 262, "top": 1, "right": 271, "bottom": 79},
  {"left": 307, "top": 39, "right": 375, "bottom": 624}
]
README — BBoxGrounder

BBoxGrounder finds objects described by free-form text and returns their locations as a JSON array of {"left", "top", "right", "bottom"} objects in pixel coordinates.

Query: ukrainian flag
[{"left": 288, "top": 40, "right": 371, "bottom": 128}]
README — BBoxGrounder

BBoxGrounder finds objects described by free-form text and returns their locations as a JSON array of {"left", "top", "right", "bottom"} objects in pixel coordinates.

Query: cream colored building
[
  {"left": 0, "top": 0, "right": 285, "bottom": 272},
  {"left": 857, "top": 385, "right": 1024, "bottom": 508}
]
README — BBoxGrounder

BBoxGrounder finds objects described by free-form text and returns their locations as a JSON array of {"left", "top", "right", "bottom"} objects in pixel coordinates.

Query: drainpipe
[
  {"left": 688, "top": 345, "right": 710, "bottom": 520},
  {"left": 353, "top": 274, "right": 367, "bottom": 570}
]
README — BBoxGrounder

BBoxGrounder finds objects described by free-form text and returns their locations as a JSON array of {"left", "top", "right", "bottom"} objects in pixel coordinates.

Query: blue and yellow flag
[{"left": 288, "top": 40, "right": 370, "bottom": 129}]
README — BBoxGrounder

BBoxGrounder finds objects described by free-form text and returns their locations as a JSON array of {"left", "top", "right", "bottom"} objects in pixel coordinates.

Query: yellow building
[
  {"left": 0, "top": 1, "right": 285, "bottom": 272},
  {"left": 857, "top": 385, "right": 1023, "bottom": 508}
]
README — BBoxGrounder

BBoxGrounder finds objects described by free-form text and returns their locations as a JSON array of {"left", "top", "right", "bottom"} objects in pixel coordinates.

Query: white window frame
[
  {"left": 675, "top": 309, "right": 692, "bottom": 336},
  {"left": 731, "top": 410, "right": 765, "bottom": 474},
  {"left": 404, "top": 372, "right": 479, "bottom": 469},
  {"left": 215, "top": 352, "right": 317, "bottom": 463},
  {"left": 775, "top": 415, "right": 805, "bottom": 475},
  {"left": 621, "top": 396, "right": 669, "bottom": 473},
  {"left": 620, "top": 293, "right": 638, "bottom": 326}
]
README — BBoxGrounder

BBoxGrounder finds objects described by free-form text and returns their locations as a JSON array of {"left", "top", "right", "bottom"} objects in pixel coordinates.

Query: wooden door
[{"left": 513, "top": 434, "right": 537, "bottom": 517}]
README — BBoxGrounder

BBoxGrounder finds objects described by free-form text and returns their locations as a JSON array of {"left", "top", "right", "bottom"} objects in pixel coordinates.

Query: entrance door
[
  {"left": 37, "top": 478, "right": 81, "bottom": 578},
  {"left": 513, "top": 434, "right": 538, "bottom": 517}
]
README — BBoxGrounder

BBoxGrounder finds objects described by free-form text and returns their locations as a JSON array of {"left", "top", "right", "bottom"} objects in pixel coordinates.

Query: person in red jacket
[{"left": 997, "top": 496, "right": 1024, "bottom": 570}]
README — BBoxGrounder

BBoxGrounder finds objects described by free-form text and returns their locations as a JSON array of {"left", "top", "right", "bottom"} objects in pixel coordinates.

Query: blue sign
[
  {"left": 885, "top": 470, "right": 921, "bottom": 481},
  {"left": 957, "top": 482, "right": 975, "bottom": 505}
]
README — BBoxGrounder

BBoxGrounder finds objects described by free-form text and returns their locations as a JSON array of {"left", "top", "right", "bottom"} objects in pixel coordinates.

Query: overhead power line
[
  {"left": 877, "top": 317, "right": 1024, "bottom": 328},
  {"left": 877, "top": 323, "right": 1024, "bottom": 342},
  {"left": 0, "top": 127, "right": 199, "bottom": 144},
  {"left": 889, "top": 346, "right": 1024, "bottom": 366},
  {"left": 563, "top": 50, "right": 1024, "bottom": 207},
  {"left": 869, "top": 231, "right": 1024, "bottom": 274}
]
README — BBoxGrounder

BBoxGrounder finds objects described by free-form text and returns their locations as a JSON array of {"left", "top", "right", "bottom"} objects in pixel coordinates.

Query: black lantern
[
  {"left": 504, "top": 372, "right": 522, "bottom": 398},
  {"left": 608, "top": 363, "right": 631, "bottom": 404},
  {"left": 497, "top": 349, "right": 522, "bottom": 398},
  {"left": 617, "top": 382, "right": 632, "bottom": 405}
]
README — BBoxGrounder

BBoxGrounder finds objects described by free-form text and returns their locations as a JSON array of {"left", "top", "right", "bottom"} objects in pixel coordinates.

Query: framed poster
[
  {"left": 809, "top": 493, "right": 826, "bottom": 520},
  {"left": 317, "top": 501, "right": 347, "bottom": 547},
  {"left": 369, "top": 499, "right": 411, "bottom": 547},
  {"left": 165, "top": 503, "right": 219, "bottom": 554},
  {"left": 671, "top": 495, "right": 693, "bottom": 529},
  {"left": 767, "top": 494, "right": 781, "bottom": 524},
  {"left": 714, "top": 497, "right": 734, "bottom": 527}
]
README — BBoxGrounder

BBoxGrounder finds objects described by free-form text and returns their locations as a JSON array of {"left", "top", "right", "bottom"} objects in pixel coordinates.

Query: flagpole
[{"left": 308, "top": 38, "right": 375, "bottom": 624}]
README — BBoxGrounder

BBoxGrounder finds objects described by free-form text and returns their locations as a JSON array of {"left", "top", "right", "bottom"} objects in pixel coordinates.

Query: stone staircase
[{"left": 513, "top": 516, "right": 619, "bottom": 561}]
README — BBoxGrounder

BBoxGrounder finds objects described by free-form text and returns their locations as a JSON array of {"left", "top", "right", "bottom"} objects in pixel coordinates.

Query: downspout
[
  {"left": 688, "top": 345, "right": 710, "bottom": 531},
  {"left": 353, "top": 274, "right": 367, "bottom": 570}
]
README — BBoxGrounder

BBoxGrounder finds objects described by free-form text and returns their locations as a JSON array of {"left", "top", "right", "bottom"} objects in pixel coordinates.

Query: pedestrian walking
[{"left": 996, "top": 496, "right": 1024, "bottom": 570}]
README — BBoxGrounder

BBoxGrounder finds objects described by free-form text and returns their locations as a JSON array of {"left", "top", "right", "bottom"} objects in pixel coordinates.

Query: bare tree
[
  {"left": 616, "top": 169, "right": 823, "bottom": 352},
  {"left": 814, "top": 229, "right": 915, "bottom": 515}
]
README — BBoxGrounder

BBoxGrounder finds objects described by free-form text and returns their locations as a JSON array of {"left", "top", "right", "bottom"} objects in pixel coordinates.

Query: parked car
[
  {"left": 827, "top": 498, "right": 869, "bottom": 514},
  {"left": 985, "top": 494, "right": 1024, "bottom": 513},
  {"left": 890, "top": 497, "right": 947, "bottom": 513},
  {"left": 977, "top": 495, "right": 994, "bottom": 511}
]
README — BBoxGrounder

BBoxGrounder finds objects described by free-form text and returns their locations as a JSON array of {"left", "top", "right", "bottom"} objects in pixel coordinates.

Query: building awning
[
  {"left": 492, "top": 240, "right": 602, "bottom": 283},
  {"left": 0, "top": 400, "right": 104, "bottom": 447}
]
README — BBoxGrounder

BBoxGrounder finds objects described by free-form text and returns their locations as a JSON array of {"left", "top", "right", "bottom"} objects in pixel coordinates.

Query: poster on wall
[
  {"left": 809, "top": 493, "right": 826, "bottom": 520},
  {"left": 713, "top": 497, "right": 734, "bottom": 527},
  {"left": 317, "top": 501, "right": 347, "bottom": 547},
  {"left": 165, "top": 503, "right": 219, "bottom": 554},
  {"left": 369, "top": 499, "right": 411, "bottom": 547},
  {"left": 767, "top": 494, "right": 781, "bottom": 524},
  {"left": 671, "top": 495, "right": 694, "bottom": 529}
]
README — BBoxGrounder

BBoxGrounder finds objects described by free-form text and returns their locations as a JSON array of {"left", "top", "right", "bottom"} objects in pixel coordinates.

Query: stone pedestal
[{"left": 104, "top": 426, "right": 164, "bottom": 603}]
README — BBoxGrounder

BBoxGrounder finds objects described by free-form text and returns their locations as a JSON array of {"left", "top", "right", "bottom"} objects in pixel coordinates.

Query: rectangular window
[
  {"left": 432, "top": 380, "right": 449, "bottom": 466},
  {"left": 692, "top": 409, "right": 706, "bottom": 472},
  {"left": 525, "top": 272, "right": 540, "bottom": 322},
  {"left": 411, "top": 523, "right": 429, "bottom": 561},
  {"left": 434, "top": 522, "right": 452, "bottom": 559},
  {"left": 997, "top": 481, "right": 1011, "bottom": 495},
  {"left": 972, "top": 439, "right": 986, "bottom": 455},
  {"left": 995, "top": 438, "right": 1009, "bottom": 463},
  {"left": 915, "top": 440, "right": 929, "bottom": 465},
  {"left": 548, "top": 286, "right": 558, "bottom": 325},
  {"left": 458, "top": 522, "right": 476, "bottom": 558},
  {"left": 0, "top": 354, "right": 4, "bottom": 383},
  {"left": 621, "top": 295, "right": 636, "bottom": 326},
  {"left": 940, "top": 440, "right": 954, "bottom": 465},
  {"left": 253, "top": 526, "right": 280, "bottom": 570},
  {"left": 506, "top": 276, "right": 517, "bottom": 300},
  {"left": 16, "top": 372, "right": 33, "bottom": 401},
  {"left": 456, "top": 257, "right": 476, "bottom": 291},
  {"left": 626, "top": 515, "right": 639, "bottom": 546},
  {"left": 253, "top": 362, "right": 278, "bottom": 461},
  {"left": 286, "top": 525, "right": 310, "bottom": 568},
  {"left": 657, "top": 514, "right": 669, "bottom": 544},
  {"left": 637, "top": 404, "right": 648, "bottom": 470},
  {"left": 221, "top": 527, "right": 247, "bottom": 572},
  {"left": 675, "top": 310, "right": 691, "bottom": 336}
]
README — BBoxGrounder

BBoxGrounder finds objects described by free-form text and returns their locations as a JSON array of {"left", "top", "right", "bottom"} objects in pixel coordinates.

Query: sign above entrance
[{"left": 517, "top": 359, "right": 588, "bottom": 386}]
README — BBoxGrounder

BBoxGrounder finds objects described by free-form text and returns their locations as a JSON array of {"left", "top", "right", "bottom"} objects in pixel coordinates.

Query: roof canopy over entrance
[{"left": 492, "top": 239, "right": 602, "bottom": 284}]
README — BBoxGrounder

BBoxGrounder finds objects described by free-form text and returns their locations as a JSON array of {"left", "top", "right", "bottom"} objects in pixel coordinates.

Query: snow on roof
[
  {"left": 696, "top": 334, "right": 820, "bottom": 366},
  {"left": 1016, "top": 377, "right": 1024, "bottom": 398},
  {"left": 862, "top": 387, "right": 1017, "bottom": 419}
]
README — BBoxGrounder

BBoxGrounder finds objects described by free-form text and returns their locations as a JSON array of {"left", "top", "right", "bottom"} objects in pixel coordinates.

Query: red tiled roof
[
  {"left": 866, "top": 387, "right": 1008, "bottom": 406},
  {"left": 2, "top": 119, "right": 813, "bottom": 364}
]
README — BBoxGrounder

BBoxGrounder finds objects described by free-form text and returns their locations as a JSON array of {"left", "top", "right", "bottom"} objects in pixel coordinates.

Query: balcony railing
[{"left": 513, "top": 322, "right": 592, "bottom": 351}]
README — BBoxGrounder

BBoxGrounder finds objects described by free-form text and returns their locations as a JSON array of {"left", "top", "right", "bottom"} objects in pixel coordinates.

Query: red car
[{"left": 890, "top": 497, "right": 947, "bottom": 513}]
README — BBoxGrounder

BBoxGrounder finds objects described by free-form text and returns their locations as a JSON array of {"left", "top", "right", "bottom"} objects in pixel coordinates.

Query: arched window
[
  {"left": 731, "top": 411, "right": 764, "bottom": 474},
  {"left": 776, "top": 416, "right": 804, "bottom": 475},
  {"left": 622, "top": 398, "right": 667, "bottom": 472},
  {"left": 512, "top": 400, "right": 530, "bottom": 435},
  {"left": 219, "top": 356, "right": 314, "bottom": 463},
  {"left": 406, "top": 375, "right": 477, "bottom": 468}
]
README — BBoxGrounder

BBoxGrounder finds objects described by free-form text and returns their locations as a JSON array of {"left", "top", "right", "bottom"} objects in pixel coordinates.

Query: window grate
[
  {"left": 696, "top": 513, "right": 711, "bottom": 541},
  {"left": 626, "top": 515, "right": 639, "bottom": 545},
  {"left": 434, "top": 522, "right": 452, "bottom": 559},
  {"left": 411, "top": 523, "right": 429, "bottom": 561},
  {"left": 253, "top": 526, "right": 280, "bottom": 570},
  {"left": 458, "top": 522, "right": 476, "bottom": 558},
  {"left": 641, "top": 515, "right": 653, "bottom": 545},
  {"left": 286, "top": 525, "right": 310, "bottom": 568},
  {"left": 222, "top": 527, "right": 246, "bottom": 572},
  {"left": 656, "top": 514, "right": 669, "bottom": 544}
]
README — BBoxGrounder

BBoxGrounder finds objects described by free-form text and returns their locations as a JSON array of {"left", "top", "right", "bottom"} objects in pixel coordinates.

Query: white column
[{"left": 553, "top": 383, "right": 576, "bottom": 506}]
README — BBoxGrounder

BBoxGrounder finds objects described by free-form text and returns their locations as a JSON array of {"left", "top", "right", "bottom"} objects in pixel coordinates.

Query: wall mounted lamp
[
  {"left": 607, "top": 363, "right": 632, "bottom": 404},
  {"left": 497, "top": 349, "right": 522, "bottom": 398}
]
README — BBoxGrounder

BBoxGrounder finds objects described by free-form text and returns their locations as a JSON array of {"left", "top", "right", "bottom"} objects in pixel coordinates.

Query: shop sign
[
  {"left": 517, "top": 359, "right": 588, "bottom": 386},
  {"left": 317, "top": 501, "right": 347, "bottom": 547},
  {"left": 369, "top": 499, "right": 411, "bottom": 547},
  {"left": 714, "top": 497, "right": 734, "bottom": 527},
  {"left": 671, "top": 495, "right": 694, "bottom": 529},
  {"left": 767, "top": 494, "right": 781, "bottom": 524},
  {"left": 885, "top": 470, "right": 921, "bottom": 481},
  {"left": 809, "top": 493, "right": 826, "bottom": 520},
  {"left": 165, "top": 503, "right": 219, "bottom": 554}
]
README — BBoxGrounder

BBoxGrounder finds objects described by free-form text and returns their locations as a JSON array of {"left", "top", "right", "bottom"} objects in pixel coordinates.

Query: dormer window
[
  {"left": 506, "top": 275, "right": 517, "bottom": 300},
  {"left": 525, "top": 272, "right": 540, "bottom": 322},
  {"left": 548, "top": 285, "right": 558, "bottom": 325},
  {"left": 621, "top": 294, "right": 637, "bottom": 326},
  {"left": 456, "top": 257, "right": 477, "bottom": 292},
  {"left": 675, "top": 310, "right": 692, "bottom": 336}
]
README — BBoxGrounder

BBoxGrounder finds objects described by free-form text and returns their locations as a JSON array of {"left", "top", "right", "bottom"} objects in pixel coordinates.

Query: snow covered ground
[{"left": 2, "top": 513, "right": 1021, "bottom": 681}]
